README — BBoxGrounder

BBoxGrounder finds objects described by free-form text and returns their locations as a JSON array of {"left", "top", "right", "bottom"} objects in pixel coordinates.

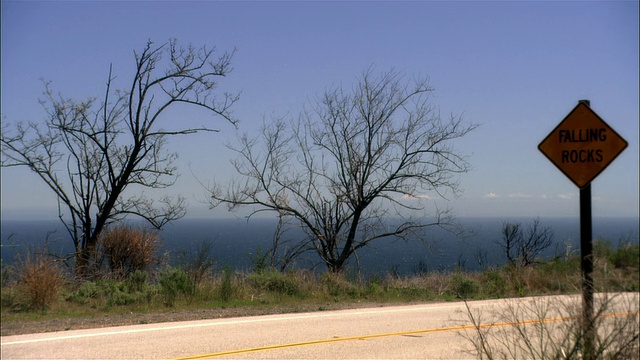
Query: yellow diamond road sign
[{"left": 538, "top": 102, "right": 628, "bottom": 188}]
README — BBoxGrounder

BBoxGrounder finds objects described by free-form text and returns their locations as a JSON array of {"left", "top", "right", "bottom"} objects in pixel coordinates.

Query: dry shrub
[
  {"left": 18, "top": 252, "right": 64, "bottom": 311},
  {"left": 421, "top": 272, "right": 453, "bottom": 296},
  {"left": 461, "top": 293, "right": 640, "bottom": 359},
  {"left": 289, "top": 269, "right": 316, "bottom": 291},
  {"left": 99, "top": 226, "right": 160, "bottom": 279},
  {"left": 385, "top": 274, "right": 437, "bottom": 293}
]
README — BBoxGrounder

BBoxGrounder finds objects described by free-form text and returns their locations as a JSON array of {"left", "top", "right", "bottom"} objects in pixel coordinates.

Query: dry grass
[{"left": 16, "top": 252, "right": 64, "bottom": 311}]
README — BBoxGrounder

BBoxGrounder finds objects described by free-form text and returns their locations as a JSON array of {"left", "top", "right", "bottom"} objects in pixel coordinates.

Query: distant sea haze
[{"left": 1, "top": 217, "right": 638, "bottom": 277}]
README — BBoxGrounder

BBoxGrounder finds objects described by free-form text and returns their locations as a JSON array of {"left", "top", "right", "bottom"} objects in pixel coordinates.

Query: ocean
[{"left": 1, "top": 217, "right": 638, "bottom": 277}]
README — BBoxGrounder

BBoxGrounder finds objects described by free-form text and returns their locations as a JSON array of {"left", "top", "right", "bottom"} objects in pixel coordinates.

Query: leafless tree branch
[
  {"left": 209, "top": 68, "right": 476, "bottom": 272},
  {"left": 1, "top": 39, "right": 238, "bottom": 277}
]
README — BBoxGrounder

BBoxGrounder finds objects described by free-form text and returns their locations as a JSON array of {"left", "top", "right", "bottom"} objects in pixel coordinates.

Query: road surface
[{"left": 2, "top": 293, "right": 637, "bottom": 359}]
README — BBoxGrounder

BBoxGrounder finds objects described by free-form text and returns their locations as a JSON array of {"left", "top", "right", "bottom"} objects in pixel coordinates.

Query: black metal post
[
  {"left": 578, "top": 100, "right": 595, "bottom": 360},
  {"left": 580, "top": 183, "right": 594, "bottom": 359}
]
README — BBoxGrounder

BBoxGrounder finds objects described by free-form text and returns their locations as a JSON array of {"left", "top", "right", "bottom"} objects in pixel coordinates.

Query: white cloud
[
  {"left": 558, "top": 193, "right": 576, "bottom": 200},
  {"left": 483, "top": 192, "right": 501, "bottom": 199},
  {"left": 509, "top": 193, "right": 533, "bottom": 198},
  {"left": 400, "top": 194, "right": 434, "bottom": 200}
]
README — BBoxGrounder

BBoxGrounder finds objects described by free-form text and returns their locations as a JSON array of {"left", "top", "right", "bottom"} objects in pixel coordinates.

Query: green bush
[
  {"left": 611, "top": 244, "right": 639, "bottom": 269},
  {"left": 124, "top": 270, "right": 148, "bottom": 293},
  {"left": 593, "top": 238, "right": 613, "bottom": 259},
  {"left": 450, "top": 273, "right": 478, "bottom": 299},
  {"left": 320, "top": 272, "right": 358, "bottom": 298},
  {"left": 104, "top": 281, "right": 138, "bottom": 307},
  {"left": 159, "top": 267, "right": 195, "bottom": 306},
  {"left": 365, "top": 276, "right": 384, "bottom": 296},
  {"left": 219, "top": 266, "right": 234, "bottom": 302},
  {"left": 480, "top": 270, "right": 507, "bottom": 298},
  {"left": 248, "top": 270, "right": 300, "bottom": 296},
  {"left": 540, "top": 256, "right": 580, "bottom": 275},
  {"left": 66, "top": 276, "right": 153, "bottom": 308},
  {"left": 1, "top": 285, "right": 32, "bottom": 312},
  {"left": 67, "top": 281, "right": 101, "bottom": 304}
]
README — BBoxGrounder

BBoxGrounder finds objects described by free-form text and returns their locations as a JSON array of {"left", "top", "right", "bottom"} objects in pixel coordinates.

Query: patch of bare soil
[{"left": 1, "top": 302, "right": 394, "bottom": 336}]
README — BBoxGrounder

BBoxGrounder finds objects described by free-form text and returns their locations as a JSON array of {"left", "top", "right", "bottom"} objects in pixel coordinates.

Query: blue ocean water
[{"left": 1, "top": 217, "right": 638, "bottom": 276}]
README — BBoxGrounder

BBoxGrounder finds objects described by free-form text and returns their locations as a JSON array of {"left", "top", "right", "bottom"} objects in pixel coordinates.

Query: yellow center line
[{"left": 170, "top": 311, "right": 638, "bottom": 359}]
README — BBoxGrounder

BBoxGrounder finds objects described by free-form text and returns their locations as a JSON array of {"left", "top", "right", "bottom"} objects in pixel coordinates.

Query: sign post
[
  {"left": 579, "top": 177, "right": 594, "bottom": 358},
  {"left": 538, "top": 100, "right": 627, "bottom": 360}
]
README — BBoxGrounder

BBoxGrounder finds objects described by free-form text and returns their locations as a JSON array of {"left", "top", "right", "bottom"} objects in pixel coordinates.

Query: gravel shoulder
[{"left": 1, "top": 302, "right": 399, "bottom": 336}]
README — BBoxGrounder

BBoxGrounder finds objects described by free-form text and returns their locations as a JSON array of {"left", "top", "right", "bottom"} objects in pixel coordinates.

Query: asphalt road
[{"left": 2, "top": 293, "right": 638, "bottom": 359}]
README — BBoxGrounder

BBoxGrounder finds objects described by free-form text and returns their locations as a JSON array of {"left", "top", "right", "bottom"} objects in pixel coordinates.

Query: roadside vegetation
[
  {"left": 1, "top": 226, "right": 637, "bottom": 337},
  {"left": 461, "top": 293, "right": 639, "bottom": 359}
]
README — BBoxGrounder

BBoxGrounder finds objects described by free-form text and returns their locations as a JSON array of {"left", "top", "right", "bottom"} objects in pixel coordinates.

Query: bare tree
[
  {"left": 210, "top": 69, "right": 476, "bottom": 273},
  {"left": 1, "top": 39, "right": 238, "bottom": 277},
  {"left": 496, "top": 218, "right": 555, "bottom": 267},
  {"left": 499, "top": 221, "right": 522, "bottom": 266}
]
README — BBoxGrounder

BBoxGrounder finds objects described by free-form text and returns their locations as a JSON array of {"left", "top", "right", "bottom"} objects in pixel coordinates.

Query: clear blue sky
[{"left": 1, "top": 1, "right": 638, "bottom": 220}]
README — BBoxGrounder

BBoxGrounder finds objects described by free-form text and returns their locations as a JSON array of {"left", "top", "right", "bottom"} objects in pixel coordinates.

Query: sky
[{"left": 1, "top": 1, "right": 638, "bottom": 221}]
